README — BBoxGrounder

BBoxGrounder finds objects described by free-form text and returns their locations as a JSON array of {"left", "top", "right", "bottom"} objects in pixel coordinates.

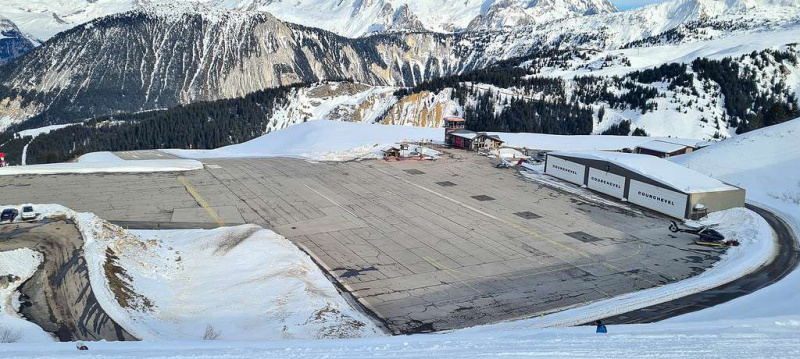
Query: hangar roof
[
  {"left": 636, "top": 140, "right": 692, "bottom": 154},
  {"left": 550, "top": 151, "right": 740, "bottom": 194}
]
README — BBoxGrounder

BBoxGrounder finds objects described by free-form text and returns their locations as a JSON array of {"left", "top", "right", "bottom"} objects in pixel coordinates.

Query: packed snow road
[
  {"left": 0, "top": 220, "right": 136, "bottom": 341},
  {"left": 0, "top": 152, "right": 724, "bottom": 333}
]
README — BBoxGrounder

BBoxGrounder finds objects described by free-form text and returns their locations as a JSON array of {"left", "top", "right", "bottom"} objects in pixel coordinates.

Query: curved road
[
  {"left": 597, "top": 204, "right": 800, "bottom": 324},
  {"left": 0, "top": 219, "right": 136, "bottom": 341}
]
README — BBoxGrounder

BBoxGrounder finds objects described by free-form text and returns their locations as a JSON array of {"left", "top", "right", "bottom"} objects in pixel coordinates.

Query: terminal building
[{"left": 544, "top": 151, "right": 745, "bottom": 219}]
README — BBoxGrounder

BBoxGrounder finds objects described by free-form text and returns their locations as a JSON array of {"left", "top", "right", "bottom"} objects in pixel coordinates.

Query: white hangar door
[
  {"left": 545, "top": 156, "right": 586, "bottom": 185},
  {"left": 628, "top": 180, "right": 688, "bottom": 218},
  {"left": 587, "top": 168, "right": 625, "bottom": 199}
]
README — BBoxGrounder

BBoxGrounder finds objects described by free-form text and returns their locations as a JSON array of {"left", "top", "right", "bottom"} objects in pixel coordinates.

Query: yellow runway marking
[
  {"left": 372, "top": 166, "right": 656, "bottom": 287},
  {"left": 178, "top": 175, "right": 226, "bottom": 226}
]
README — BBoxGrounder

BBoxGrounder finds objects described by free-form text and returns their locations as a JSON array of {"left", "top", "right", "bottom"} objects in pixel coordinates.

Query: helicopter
[{"left": 669, "top": 221, "right": 739, "bottom": 247}]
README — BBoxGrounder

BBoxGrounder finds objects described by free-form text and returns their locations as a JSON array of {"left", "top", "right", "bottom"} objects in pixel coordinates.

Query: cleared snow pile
[
  {"left": 167, "top": 120, "right": 443, "bottom": 162},
  {"left": 0, "top": 249, "right": 52, "bottom": 342},
  {"left": 0, "top": 152, "right": 203, "bottom": 176},
  {"left": 29, "top": 204, "right": 381, "bottom": 341}
]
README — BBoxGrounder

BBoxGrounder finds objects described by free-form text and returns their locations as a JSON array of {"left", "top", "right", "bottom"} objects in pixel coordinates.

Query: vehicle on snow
[
  {"left": 21, "top": 205, "right": 37, "bottom": 220},
  {"left": 1, "top": 208, "right": 19, "bottom": 222}
]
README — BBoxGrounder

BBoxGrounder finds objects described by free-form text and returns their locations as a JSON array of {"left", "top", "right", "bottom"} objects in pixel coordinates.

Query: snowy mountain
[
  {"left": 241, "top": 0, "right": 618, "bottom": 37},
  {"left": 3, "top": 0, "right": 797, "bottom": 42},
  {"left": 2, "top": 0, "right": 617, "bottom": 40},
  {"left": 0, "top": 5, "right": 533, "bottom": 131},
  {"left": 1, "top": 0, "right": 799, "bottom": 132},
  {"left": 0, "top": 15, "right": 37, "bottom": 65}
]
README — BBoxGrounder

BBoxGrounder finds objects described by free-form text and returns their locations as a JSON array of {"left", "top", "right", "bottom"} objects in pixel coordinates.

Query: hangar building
[{"left": 544, "top": 151, "right": 745, "bottom": 219}]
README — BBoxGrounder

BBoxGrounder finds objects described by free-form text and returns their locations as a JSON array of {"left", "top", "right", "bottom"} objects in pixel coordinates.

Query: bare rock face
[
  {"left": 0, "top": 7, "right": 530, "bottom": 130},
  {"left": 381, "top": 89, "right": 460, "bottom": 128}
]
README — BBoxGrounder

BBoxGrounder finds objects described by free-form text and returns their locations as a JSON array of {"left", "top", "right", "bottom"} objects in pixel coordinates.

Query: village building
[{"left": 474, "top": 133, "right": 505, "bottom": 151}]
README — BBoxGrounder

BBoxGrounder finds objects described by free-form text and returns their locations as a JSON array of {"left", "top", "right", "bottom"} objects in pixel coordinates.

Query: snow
[
  {"left": 167, "top": 120, "right": 443, "bottom": 161},
  {"left": 0, "top": 204, "right": 382, "bottom": 341},
  {"left": 489, "top": 132, "right": 702, "bottom": 151},
  {"left": 0, "top": 207, "right": 782, "bottom": 356},
  {"left": 263, "top": 83, "right": 398, "bottom": 133},
  {"left": 0, "top": 248, "right": 52, "bottom": 343},
  {"left": 107, "top": 226, "right": 382, "bottom": 340},
  {"left": 15, "top": 124, "right": 74, "bottom": 139},
  {"left": 668, "top": 117, "right": 800, "bottom": 321},
  {"left": 636, "top": 139, "right": 694, "bottom": 153},
  {"left": 0, "top": 205, "right": 784, "bottom": 358},
  {"left": 551, "top": 151, "right": 739, "bottom": 193},
  {"left": 76, "top": 152, "right": 125, "bottom": 163},
  {"left": 14, "top": 124, "right": 77, "bottom": 166},
  {"left": 1, "top": 318, "right": 799, "bottom": 358},
  {"left": 0, "top": 153, "right": 203, "bottom": 176},
  {"left": 671, "top": 118, "right": 800, "bottom": 233}
]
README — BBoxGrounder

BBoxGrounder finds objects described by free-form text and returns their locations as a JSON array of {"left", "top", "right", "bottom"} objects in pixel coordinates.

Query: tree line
[{"left": 22, "top": 84, "right": 299, "bottom": 164}]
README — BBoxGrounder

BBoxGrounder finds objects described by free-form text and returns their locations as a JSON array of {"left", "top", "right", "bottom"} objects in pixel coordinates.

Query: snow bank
[
  {"left": 167, "top": 120, "right": 443, "bottom": 161},
  {"left": 116, "top": 227, "right": 382, "bottom": 340},
  {"left": 0, "top": 156, "right": 203, "bottom": 176},
  {"left": 1, "top": 314, "right": 799, "bottom": 358},
  {"left": 25, "top": 204, "right": 381, "bottom": 341},
  {"left": 0, "top": 249, "right": 52, "bottom": 343},
  {"left": 76, "top": 152, "right": 126, "bottom": 163},
  {"left": 669, "top": 117, "right": 800, "bottom": 321}
]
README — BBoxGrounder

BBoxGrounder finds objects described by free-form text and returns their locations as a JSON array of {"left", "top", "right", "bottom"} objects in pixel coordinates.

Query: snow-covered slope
[
  {"left": 671, "top": 117, "right": 800, "bottom": 233},
  {"left": 1, "top": 0, "right": 616, "bottom": 40},
  {"left": 244, "top": 0, "right": 617, "bottom": 37},
  {"left": 166, "top": 120, "right": 443, "bottom": 161},
  {"left": 668, "top": 118, "right": 800, "bottom": 325},
  {"left": 263, "top": 82, "right": 398, "bottom": 133},
  {"left": 4, "top": 0, "right": 797, "bottom": 43},
  {"left": 0, "top": 15, "right": 37, "bottom": 65},
  {"left": 2, "top": 0, "right": 799, "bottom": 133},
  {"left": 0, "top": 248, "right": 52, "bottom": 343},
  {"left": 2, "top": 204, "right": 383, "bottom": 341}
]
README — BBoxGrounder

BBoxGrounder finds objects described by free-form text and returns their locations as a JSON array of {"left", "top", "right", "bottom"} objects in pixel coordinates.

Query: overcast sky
[{"left": 612, "top": 0, "right": 665, "bottom": 10}]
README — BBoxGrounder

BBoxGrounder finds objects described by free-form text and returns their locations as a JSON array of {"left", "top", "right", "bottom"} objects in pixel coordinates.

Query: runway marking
[
  {"left": 178, "top": 175, "right": 226, "bottom": 226},
  {"left": 371, "top": 166, "right": 656, "bottom": 286},
  {"left": 304, "top": 184, "right": 358, "bottom": 218}
]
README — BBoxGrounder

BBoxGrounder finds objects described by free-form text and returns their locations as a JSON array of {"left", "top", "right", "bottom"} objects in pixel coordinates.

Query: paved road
[
  {"left": 0, "top": 153, "right": 721, "bottom": 334},
  {"left": 0, "top": 220, "right": 136, "bottom": 341},
  {"left": 597, "top": 204, "right": 800, "bottom": 324}
]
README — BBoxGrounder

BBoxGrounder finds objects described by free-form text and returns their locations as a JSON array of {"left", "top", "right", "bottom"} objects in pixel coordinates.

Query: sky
[{"left": 613, "top": 0, "right": 665, "bottom": 10}]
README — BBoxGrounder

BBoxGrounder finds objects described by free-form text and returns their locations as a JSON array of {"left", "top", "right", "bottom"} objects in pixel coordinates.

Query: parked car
[
  {"left": 21, "top": 206, "right": 37, "bottom": 221},
  {"left": 1, "top": 208, "right": 18, "bottom": 222}
]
